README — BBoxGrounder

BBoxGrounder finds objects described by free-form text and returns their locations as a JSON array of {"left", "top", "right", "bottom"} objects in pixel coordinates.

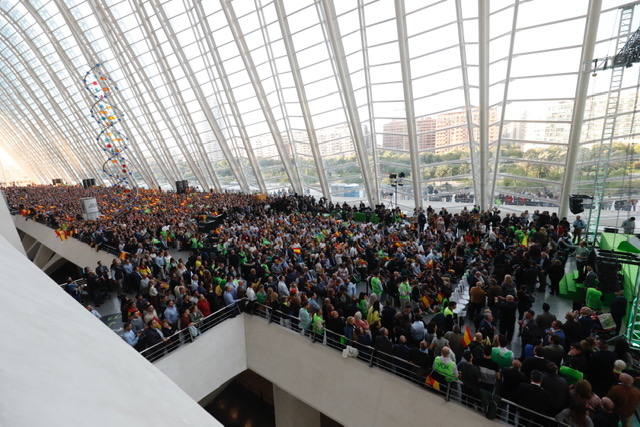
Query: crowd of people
[{"left": 6, "top": 184, "right": 640, "bottom": 426}]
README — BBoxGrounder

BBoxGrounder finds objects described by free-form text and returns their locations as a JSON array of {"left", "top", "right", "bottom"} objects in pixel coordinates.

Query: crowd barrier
[{"left": 139, "top": 299, "right": 568, "bottom": 426}]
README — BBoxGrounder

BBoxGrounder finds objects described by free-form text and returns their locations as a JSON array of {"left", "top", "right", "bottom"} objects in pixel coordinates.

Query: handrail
[
  {"left": 139, "top": 299, "right": 245, "bottom": 363},
  {"left": 250, "top": 302, "right": 569, "bottom": 427},
  {"left": 131, "top": 297, "right": 567, "bottom": 425}
]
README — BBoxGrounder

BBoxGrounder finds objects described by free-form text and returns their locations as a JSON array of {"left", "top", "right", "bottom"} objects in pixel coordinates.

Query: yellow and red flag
[
  {"left": 425, "top": 375, "right": 441, "bottom": 391},
  {"left": 421, "top": 295, "right": 433, "bottom": 308},
  {"left": 462, "top": 326, "right": 473, "bottom": 347}
]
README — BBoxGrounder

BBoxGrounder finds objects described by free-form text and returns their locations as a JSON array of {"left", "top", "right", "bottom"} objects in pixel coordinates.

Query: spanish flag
[
  {"left": 119, "top": 251, "right": 129, "bottom": 260},
  {"left": 462, "top": 326, "right": 473, "bottom": 347},
  {"left": 425, "top": 375, "right": 441, "bottom": 391},
  {"left": 436, "top": 292, "right": 445, "bottom": 303},
  {"left": 421, "top": 295, "right": 433, "bottom": 308},
  {"left": 292, "top": 245, "right": 301, "bottom": 255}
]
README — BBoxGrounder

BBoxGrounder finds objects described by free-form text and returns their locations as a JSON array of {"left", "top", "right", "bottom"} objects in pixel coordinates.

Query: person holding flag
[{"left": 430, "top": 346, "right": 459, "bottom": 394}]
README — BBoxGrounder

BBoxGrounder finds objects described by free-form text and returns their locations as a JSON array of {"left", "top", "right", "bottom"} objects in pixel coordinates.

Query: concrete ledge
[
  {"left": 155, "top": 314, "right": 498, "bottom": 427},
  {"left": 13, "top": 214, "right": 115, "bottom": 267},
  {"left": 155, "top": 315, "right": 247, "bottom": 402}
]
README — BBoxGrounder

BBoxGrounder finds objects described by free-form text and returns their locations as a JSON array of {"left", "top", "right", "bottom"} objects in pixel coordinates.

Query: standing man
[
  {"left": 575, "top": 240, "right": 590, "bottom": 282},
  {"left": 621, "top": 217, "right": 635, "bottom": 235},
  {"left": 496, "top": 295, "right": 517, "bottom": 341},
  {"left": 572, "top": 215, "right": 586, "bottom": 243},
  {"left": 610, "top": 290, "right": 627, "bottom": 335},
  {"left": 417, "top": 209, "right": 427, "bottom": 235},
  {"left": 468, "top": 280, "right": 486, "bottom": 327}
]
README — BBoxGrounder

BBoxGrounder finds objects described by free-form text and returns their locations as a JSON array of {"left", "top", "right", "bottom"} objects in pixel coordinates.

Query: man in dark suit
[
  {"left": 499, "top": 359, "right": 526, "bottom": 402},
  {"left": 515, "top": 370, "right": 552, "bottom": 421},
  {"left": 522, "top": 345, "right": 548, "bottom": 380},
  {"left": 588, "top": 339, "right": 617, "bottom": 397},
  {"left": 610, "top": 290, "right": 627, "bottom": 335},
  {"left": 541, "top": 363, "right": 569, "bottom": 416}
]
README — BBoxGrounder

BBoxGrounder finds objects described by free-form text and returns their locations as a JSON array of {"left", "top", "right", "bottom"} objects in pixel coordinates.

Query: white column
[
  {"left": 274, "top": 0, "right": 331, "bottom": 200},
  {"left": 489, "top": 0, "right": 520, "bottom": 205},
  {"left": 395, "top": 0, "right": 423, "bottom": 208},
  {"left": 478, "top": 0, "right": 490, "bottom": 210},
  {"left": 559, "top": 0, "right": 603, "bottom": 217},
  {"left": 319, "top": 0, "right": 378, "bottom": 206},
  {"left": 454, "top": 0, "right": 479, "bottom": 201}
]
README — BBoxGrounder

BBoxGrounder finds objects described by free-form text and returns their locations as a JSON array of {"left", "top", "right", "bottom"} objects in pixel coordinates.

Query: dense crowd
[{"left": 7, "top": 184, "right": 640, "bottom": 426}]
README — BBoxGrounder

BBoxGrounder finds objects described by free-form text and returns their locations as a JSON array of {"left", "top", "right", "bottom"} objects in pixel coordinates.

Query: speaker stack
[
  {"left": 52, "top": 178, "right": 63, "bottom": 185},
  {"left": 176, "top": 180, "right": 189, "bottom": 194},
  {"left": 569, "top": 194, "right": 593, "bottom": 215},
  {"left": 82, "top": 178, "right": 96, "bottom": 189}
]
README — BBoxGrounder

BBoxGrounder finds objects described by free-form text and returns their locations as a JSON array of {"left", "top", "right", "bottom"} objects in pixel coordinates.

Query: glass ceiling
[{"left": 0, "top": 0, "right": 639, "bottom": 217}]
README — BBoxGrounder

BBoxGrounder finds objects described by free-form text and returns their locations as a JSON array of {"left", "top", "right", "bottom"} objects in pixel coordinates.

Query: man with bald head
[
  {"left": 607, "top": 373, "right": 640, "bottom": 427},
  {"left": 432, "top": 346, "right": 458, "bottom": 390}
]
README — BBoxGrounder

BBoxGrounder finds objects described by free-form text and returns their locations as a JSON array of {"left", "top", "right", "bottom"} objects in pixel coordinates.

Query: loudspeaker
[
  {"left": 82, "top": 178, "right": 96, "bottom": 189},
  {"left": 52, "top": 178, "right": 62, "bottom": 185},
  {"left": 569, "top": 195, "right": 584, "bottom": 214},
  {"left": 176, "top": 180, "right": 188, "bottom": 194}
]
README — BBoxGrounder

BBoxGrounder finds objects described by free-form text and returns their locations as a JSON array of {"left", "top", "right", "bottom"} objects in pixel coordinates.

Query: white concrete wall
[
  {"left": 244, "top": 315, "right": 497, "bottom": 427},
  {"left": 156, "top": 313, "right": 497, "bottom": 427},
  {"left": 13, "top": 214, "right": 115, "bottom": 267},
  {"left": 0, "top": 234, "right": 220, "bottom": 427},
  {"left": 273, "top": 384, "right": 321, "bottom": 427},
  {"left": 155, "top": 315, "right": 248, "bottom": 402},
  {"left": 0, "top": 191, "right": 25, "bottom": 255}
]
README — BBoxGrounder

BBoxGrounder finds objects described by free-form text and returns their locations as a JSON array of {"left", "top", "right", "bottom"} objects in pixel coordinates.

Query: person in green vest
[
  {"left": 189, "top": 236, "right": 202, "bottom": 250},
  {"left": 312, "top": 309, "right": 324, "bottom": 341},
  {"left": 256, "top": 285, "right": 267, "bottom": 304},
  {"left": 490, "top": 335, "right": 513, "bottom": 368},
  {"left": 432, "top": 346, "right": 459, "bottom": 388},
  {"left": 443, "top": 301, "right": 456, "bottom": 331},
  {"left": 398, "top": 280, "right": 411, "bottom": 305},
  {"left": 370, "top": 274, "right": 383, "bottom": 298},
  {"left": 357, "top": 294, "right": 369, "bottom": 317}
]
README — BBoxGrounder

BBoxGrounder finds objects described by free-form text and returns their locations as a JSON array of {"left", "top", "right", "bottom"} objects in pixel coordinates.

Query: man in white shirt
[{"left": 277, "top": 276, "right": 290, "bottom": 297}]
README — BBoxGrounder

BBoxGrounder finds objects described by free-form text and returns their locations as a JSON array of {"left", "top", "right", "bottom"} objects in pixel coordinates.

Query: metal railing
[
  {"left": 139, "top": 300, "right": 243, "bottom": 363},
  {"left": 136, "top": 298, "right": 567, "bottom": 426},
  {"left": 250, "top": 303, "right": 568, "bottom": 427}
]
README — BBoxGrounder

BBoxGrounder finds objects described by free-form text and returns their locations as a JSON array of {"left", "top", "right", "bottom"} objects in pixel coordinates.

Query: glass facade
[{"left": 0, "top": 0, "right": 638, "bottom": 216}]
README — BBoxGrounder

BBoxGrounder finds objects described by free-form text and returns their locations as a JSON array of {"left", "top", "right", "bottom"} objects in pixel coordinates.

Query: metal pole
[{"left": 558, "top": 0, "right": 603, "bottom": 217}]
